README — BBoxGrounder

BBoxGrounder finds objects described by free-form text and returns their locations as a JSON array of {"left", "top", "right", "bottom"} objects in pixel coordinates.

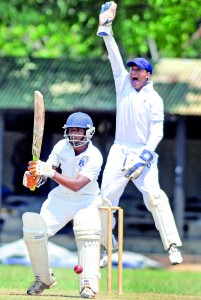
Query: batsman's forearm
[{"left": 52, "top": 172, "right": 90, "bottom": 192}]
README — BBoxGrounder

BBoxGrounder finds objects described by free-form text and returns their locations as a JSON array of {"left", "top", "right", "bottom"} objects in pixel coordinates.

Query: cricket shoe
[
  {"left": 27, "top": 274, "right": 57, "bottom": 295},
  {"left": 100, "top": 236, "right": 118, "bottom": 268},
  {"left": 168, "top": 244, "right": 183, "bottom": 265},
  {"left": 80, "top": 286, "right": 96, "bottom": 299}
]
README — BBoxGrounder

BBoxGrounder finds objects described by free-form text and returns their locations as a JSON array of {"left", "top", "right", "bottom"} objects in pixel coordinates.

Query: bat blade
[{"left": 30, "top": 90, "right": 45, "bottom": 191}]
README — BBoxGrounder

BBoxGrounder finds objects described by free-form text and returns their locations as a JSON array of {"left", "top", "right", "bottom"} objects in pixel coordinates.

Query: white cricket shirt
[
  {"left": 104, "top": 35, "right": 164, "bottom": 151},
  {"left": 46, "top": 139, "right": 103, "bottom": 195}
]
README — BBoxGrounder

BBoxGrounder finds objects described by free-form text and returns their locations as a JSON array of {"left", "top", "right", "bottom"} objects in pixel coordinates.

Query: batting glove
[
  {"left": 23, "top": 171, "right": 48, "bottom": 188},
  {"left": 28, "top": 160, "right": 55, "bottom": 178},
  {"left": 23, "top": 171, "right": 40, "bottom": 189},
  {"left": 122, "top": 150, "right": 154, "bottom": 180},
  {"left": 97, "top": 1, "right": 117, "bottom": 37}
]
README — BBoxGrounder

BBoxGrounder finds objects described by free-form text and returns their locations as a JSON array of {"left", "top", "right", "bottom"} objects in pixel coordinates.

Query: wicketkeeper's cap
[{"left": 126, "top": 57, "right": 152, "bottom": 74}]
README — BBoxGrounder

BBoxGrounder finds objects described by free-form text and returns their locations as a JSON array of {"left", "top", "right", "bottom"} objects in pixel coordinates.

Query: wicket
[{"left": 100, "top": 206, "right": 124, "bottom": 294}]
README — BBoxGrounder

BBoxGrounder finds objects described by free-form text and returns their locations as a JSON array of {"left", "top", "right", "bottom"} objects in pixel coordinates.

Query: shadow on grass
[{"left": 0, "top": 291, "right": 80, "bottom": 299}]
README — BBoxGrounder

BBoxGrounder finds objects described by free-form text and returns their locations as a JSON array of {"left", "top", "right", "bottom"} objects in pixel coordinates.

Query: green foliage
[{"left": 0, "top": 0, "right": 200, "bottom": 59}]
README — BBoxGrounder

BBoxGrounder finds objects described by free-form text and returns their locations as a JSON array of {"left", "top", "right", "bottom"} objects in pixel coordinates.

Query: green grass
[{"left": 0, "top": 265, "right": 201, "bottom": 299}]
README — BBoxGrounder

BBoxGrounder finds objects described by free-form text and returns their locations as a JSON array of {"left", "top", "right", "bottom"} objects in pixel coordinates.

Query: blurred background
[{"left": 0, "top": 0, "right": 201, "bottom": 259}]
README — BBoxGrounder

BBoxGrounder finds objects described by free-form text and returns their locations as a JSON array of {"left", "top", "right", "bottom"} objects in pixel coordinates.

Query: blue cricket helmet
[
  {"left": 64, "top": 112, "right": 93, "bottom": 129},
  {"left": 63, "top": 112, "right": 95, "bottom": 147}
]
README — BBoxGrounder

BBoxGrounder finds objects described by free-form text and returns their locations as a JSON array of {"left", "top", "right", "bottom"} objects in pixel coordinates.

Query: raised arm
[{"left": 97, "top": 2, "right": 126, "bottom": 79}]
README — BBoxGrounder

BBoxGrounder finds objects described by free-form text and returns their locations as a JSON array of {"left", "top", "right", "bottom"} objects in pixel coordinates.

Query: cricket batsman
[
  {"left": 22, "top": 112, "right": 103, "bottom": 299},
  {"left": 97, "top": 2, "right": 183, "bottom": 267}
]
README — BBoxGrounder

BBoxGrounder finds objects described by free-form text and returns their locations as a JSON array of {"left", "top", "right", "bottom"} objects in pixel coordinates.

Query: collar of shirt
[{"left": 140, "top": 80, "right": 154, "bottom": 93}]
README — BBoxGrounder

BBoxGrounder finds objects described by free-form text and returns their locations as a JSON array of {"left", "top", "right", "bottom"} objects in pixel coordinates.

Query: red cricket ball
[{"left": 74, "top": 264, "right": 83, "bottom": 274}]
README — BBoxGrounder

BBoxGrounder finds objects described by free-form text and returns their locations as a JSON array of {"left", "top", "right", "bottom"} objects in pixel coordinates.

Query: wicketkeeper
[
  {"left": 22, "top": 112, "right": 103, "bottom": 299},
  {"left": 97, "top": 1, "right": 183, "bottom": 267}
]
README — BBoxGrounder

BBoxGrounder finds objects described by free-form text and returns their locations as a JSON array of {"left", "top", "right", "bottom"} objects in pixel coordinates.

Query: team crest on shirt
[{"left": 78, "top": 156, "right": 88, "bottom": 170}]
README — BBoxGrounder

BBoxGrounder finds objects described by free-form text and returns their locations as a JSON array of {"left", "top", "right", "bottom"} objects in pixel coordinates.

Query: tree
[{"left": 0, "top": 0, "right": 200, "bottom": 59}]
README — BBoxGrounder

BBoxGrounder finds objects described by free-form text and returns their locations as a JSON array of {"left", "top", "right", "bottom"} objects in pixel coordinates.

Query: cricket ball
[{"left": 74, "top": 264, "right": 83, "bottom": 274}]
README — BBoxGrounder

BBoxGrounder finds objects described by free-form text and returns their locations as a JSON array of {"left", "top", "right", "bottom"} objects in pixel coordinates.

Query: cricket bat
[{"left": 30, "top": 91, "right": 45, "bottom": 191}]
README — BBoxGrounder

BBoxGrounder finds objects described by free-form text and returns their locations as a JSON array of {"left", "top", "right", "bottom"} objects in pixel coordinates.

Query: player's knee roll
[
  {"left": 73, "top": 207, "right": 101, "bottom": 239},
  {"left": 22, "top": 212, "right": 47, "bottom": 240},
  {"left": 146, "top": 189, "right": 169, "bottom": 209},
  {"left": 101, "top": 197, "right": 112, "bottom": 207}
]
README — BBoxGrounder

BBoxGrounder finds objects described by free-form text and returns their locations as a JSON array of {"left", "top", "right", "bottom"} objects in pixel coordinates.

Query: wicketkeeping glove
[
  {"left": 28, "top": 160, "right": 55, "bottom": 178},
  {"left": 97, "top": 1, "right": 117, "bottom": 37},
  {"left": 122, "top": 150, "right": 154, "bottom": 180}
]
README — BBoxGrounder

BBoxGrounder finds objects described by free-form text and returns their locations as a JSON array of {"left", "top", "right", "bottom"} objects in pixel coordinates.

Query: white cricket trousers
[
  {"left": 40, "top": 186, "right": 102, "bottom": 237},
  {"left": 101, "top": 143, "right": 160, "bottom": 209}
]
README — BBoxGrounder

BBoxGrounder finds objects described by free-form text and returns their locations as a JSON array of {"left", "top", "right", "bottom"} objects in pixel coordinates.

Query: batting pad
[
  {"left": 147, "top": 190, "right": 182, "bottom": 250},
  {"left": 22, "top": 212, "right": 52, "bottom": 285},
  {"left": 99, "top": 197, "right": 114, "bottom": 249},
  {"left": 73, "top": 207, "right": 101, "bottom": 293}
]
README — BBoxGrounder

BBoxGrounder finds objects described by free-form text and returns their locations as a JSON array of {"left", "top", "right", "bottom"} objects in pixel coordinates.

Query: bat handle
[{"left": 30, "top": 155, "right": 38, "bottom": 191}]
